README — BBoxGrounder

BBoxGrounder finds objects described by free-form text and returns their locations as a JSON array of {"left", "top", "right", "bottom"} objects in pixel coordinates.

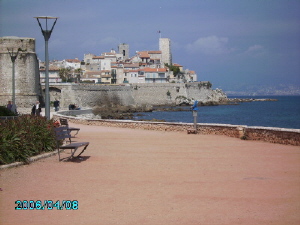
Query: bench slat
[{"left": 60, "top": 142, "right": 89, "bottom": 149}]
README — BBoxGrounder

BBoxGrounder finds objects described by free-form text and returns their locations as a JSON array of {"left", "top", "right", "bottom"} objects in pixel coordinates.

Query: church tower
[
  {"left": 159, "top": 38, "right": 172, "bottom": 65},
  {"left": 118, "top": 43, "right": 129, "bottom": 60}
]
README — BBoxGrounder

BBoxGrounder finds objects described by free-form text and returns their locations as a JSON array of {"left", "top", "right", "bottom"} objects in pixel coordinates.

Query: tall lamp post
[
  {"left": 7, "top": 48, "right": 21, "bottom": 109},
  {"left": 34, "top": 16, "right": 58, "bottom": 119}
]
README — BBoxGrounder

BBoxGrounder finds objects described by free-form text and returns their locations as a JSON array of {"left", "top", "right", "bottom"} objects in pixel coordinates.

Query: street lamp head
[
  {"left": 34, "top": 16, "right": 58, "bottom": 41},
  {"left": 34, "top": 16, "right": 59, "bottom": 19}
]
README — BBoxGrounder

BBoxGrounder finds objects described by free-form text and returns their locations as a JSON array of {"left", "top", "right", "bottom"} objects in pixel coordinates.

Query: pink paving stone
[{"left": 0, "top": 122, "right": 299, "bottom": 225}]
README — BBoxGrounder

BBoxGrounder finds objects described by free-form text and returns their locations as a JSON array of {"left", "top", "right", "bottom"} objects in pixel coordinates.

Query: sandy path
[{"left": 1, "top": 123, "right": 300, "bottom": 225}]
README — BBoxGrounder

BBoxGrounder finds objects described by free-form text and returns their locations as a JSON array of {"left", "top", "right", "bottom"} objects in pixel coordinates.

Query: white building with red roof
[{"left": 63, "top": 58, "right": 81, "bottom": 69}]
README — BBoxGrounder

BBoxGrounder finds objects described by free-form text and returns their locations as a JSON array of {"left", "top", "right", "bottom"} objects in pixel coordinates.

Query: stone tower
[
  {"left": 0, "top": 36, "right": 41, "bottom": 108},
  {"left": 159, "top": 38, "right": 172, "bottom": 65},
  {"left": 118, "top": 43, "right": 129, "bottom": 60}
]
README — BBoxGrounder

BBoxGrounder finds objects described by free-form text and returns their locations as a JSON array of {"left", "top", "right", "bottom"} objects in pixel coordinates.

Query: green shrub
[
  {"left": 0, "top": 106, "right": 17, "bottom": 116},
  {"left": 0, "top": 115, "right": 57, "bottom": 165}
]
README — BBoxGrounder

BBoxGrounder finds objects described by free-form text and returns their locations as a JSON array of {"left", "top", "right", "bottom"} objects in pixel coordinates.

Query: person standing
[
  {"left": 54, "top": 99, "right": 60, "bottom": 112},
  {"left": 31, "top": 103, "right": 36, "bottom": 115},
  {"left": 35, "top": 101, "right": 41, "bottom": 116},
  {"left": 7, "top": 101, "right": 12, "bottom": 111},
  {"left": 7, "top": 100, "right": 17, "bottom": 114}
]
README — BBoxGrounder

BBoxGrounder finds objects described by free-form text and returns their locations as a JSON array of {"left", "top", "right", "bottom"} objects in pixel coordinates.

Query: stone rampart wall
[
  {"left": 48, "top": 82, "right": 226, "bottom": 108},
  {"left": 131, "top": 83, "right": 188, "bottom": 105},
  {"left": 71, "top": 84, "right": 135, "bottom": 107},
  {"left": 53, "top": 115, "right": 300, "bottom": 146}
]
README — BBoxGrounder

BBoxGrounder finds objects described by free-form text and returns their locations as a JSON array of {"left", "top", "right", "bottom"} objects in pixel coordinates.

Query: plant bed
[{"left": 0, "top": 115, "right": 57, "bottom": 165}]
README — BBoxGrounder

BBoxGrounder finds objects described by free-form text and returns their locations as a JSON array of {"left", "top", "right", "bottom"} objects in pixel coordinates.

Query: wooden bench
[
  {"left": 54, "top": 126, "right": 89, "bottom": 161},
  {"left": 59, "top": 118, "right": 80, "bottom": 138}
]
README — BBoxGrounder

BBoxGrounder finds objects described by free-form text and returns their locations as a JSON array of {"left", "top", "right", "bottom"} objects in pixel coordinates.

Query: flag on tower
[{"left": 158, "top": 30, "right": 161, "bottom": 38}]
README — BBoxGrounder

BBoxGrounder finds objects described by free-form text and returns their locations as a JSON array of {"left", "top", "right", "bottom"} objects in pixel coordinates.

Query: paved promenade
[{"left": 1, "top": 122, "right": 300, "bottom": 225}]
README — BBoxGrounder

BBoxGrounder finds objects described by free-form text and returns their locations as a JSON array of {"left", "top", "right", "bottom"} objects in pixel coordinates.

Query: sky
[{"left": 1, "top": 0, "right": 300, "bottom": 92}]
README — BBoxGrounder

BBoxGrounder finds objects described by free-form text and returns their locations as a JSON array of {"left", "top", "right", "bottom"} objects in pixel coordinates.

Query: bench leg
[
  {"left": 77, "top": 144, "right": 89, "bottom": 157},
  {"left": 69, "top": 144, "right": 89, "bottom": 159}
]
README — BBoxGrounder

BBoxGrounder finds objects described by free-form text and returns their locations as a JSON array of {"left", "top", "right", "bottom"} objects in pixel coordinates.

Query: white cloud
[
  {"left": 186, "top": 35, "right": 234, "bottom": 55},
  {"left": 245, "top": 44, "right": 265, "bottom": 53}
]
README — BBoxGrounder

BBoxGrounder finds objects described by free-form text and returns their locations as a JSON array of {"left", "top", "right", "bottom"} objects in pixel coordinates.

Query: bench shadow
[
  {"left": 69, "top": 156, "right": 91, "bottom": 163},
  {"left": 59, "top": 155, "right": 91, "bottom": 163}
]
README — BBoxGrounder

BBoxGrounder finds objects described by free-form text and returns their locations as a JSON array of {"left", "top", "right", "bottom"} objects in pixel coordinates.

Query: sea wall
[
  {"left": 53, "top": 115, "right": 300, "bottom": 146},
  {"left": 48, "top": 82, "right": 227, "bottom": 108}
]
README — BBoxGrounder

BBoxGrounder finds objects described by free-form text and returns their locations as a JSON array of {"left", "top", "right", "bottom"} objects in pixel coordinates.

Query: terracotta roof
[
  {"left": 124, "top": 63, "right": 139, "bottom": 68},
  {"left": 173, "top": 63, "right": 183, "bottom": 67},
  {"left": 139, "top": 63, "right": 148, "bottom": 66},
  {"left": 65, "top": 59, "right": 81, "bottom": 63},
  {"left": 92, "top": 56, "right": 104, "bottom": 59},
  {"left": 138, "top": 51, "right": 150, "bottom": 58},
  {"left": 148, "top": 51, "right": 162, "bottom": 54}
]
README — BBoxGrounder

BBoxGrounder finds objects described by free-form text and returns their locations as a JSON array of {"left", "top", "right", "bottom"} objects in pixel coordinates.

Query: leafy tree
[
  {"left": 59, "top": 68, "right": 71, "bottom": 82},
  {"left": 74, "top": 68, "right": 82, "bottom": 83},
  {"left": 165, "top": 63, "right": 180, "bottom": 77}
]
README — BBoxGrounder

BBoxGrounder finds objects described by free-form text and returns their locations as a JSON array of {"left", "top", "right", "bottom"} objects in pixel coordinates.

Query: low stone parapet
[
  {"left": 244, "top": 126, "right": 300, "bottom": 146},
  {"left": 53, "top": 115, "right": 300, "bottom": 146}
]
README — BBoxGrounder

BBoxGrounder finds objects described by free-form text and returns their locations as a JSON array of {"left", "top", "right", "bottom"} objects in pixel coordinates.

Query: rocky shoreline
[
  {"left": 15, "top": 97, "right": 278, "bottom": 121},
  {"left": 225, "top": 98, "right": 278, "bottom": 103},
  {"left": 72, "top": 97, "right": 278, "bottom": 121}
]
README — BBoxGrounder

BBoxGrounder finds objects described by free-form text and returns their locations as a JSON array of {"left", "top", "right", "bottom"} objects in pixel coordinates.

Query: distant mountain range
[{"left": 223, "top": 84, "right": 300, "bottom": 96}]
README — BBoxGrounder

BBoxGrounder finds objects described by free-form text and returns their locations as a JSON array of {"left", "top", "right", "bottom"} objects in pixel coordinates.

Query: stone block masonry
[
  {"left": 47, "top": 82, "right": 227, "bottom": 108},
  {"left": 0, "top": 36, "right": 41, "bottom": 107}
]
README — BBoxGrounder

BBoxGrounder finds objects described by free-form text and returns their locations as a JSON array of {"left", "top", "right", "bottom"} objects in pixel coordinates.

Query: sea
[{"left": 133, "top": 96, "right": 300, "bottom": 129}]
